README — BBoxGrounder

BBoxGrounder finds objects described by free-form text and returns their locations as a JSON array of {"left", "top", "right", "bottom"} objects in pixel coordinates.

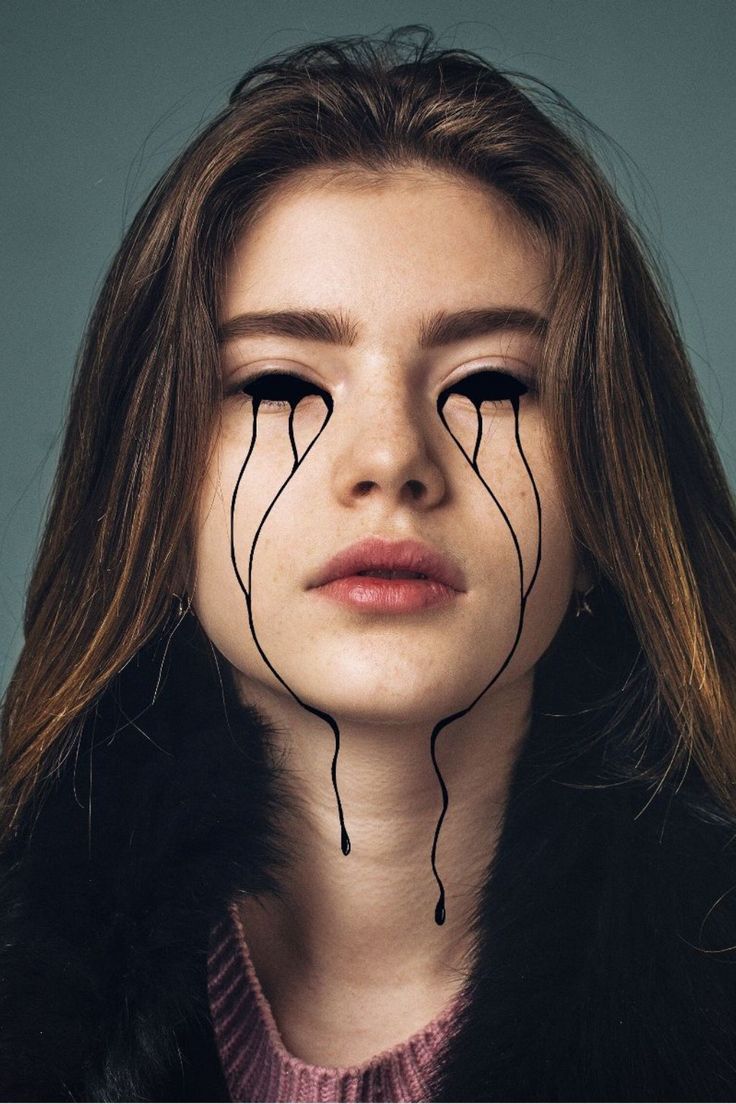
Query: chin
[{"left": 278, "top": 669, "right": 481, "bottom": 726}]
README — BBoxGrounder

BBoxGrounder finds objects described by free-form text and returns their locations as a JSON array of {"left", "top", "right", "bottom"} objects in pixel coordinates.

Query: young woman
[{"left": 1, "top": 26, "right": 735, "bottom": 1104}]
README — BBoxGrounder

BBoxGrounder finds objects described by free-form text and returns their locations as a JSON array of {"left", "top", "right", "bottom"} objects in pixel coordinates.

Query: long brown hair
[{"left": 2, "top": 26, "right": 734, "bottom": 841}]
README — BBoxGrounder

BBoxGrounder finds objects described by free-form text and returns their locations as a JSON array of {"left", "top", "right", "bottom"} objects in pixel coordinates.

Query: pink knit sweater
[{"left": 207, "top": 900, "right": 469, "bottom": 1102}]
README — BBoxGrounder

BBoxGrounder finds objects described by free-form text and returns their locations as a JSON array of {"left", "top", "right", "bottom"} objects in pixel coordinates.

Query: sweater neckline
[
  {"left": 208, "top": 898, "right": 471, "bottom": 1102},
  {"left": 228, "top": 898, "right": 469, "bottom": 1074}
]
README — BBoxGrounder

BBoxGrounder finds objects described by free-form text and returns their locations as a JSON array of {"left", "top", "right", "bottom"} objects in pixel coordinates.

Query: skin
[{"left": 192, "top": 164, "right": 588, "bottom": 1065}]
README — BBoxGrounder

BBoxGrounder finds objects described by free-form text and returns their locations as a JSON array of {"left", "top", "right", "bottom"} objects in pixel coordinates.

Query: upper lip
[{"left": 310, "top": 537, "right": 467, "bottom": 592}]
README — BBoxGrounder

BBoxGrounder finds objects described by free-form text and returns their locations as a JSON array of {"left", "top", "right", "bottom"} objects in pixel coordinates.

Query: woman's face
[{"left": 193, "top": 166, "right": 581, "bottom": 724}]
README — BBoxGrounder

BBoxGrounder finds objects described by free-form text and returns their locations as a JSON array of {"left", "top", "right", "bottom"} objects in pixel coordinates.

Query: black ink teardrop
[
  {"left": 434, "top": 891, "right": 446, "bottom": 926},
  {"left": 341, "top": 826, "right": 351, "bottom": 855}
]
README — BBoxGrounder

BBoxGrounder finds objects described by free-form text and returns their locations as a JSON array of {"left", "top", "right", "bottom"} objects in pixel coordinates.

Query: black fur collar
[{"left": 2, "top": 611, "right": 736, "bottom": 1102}]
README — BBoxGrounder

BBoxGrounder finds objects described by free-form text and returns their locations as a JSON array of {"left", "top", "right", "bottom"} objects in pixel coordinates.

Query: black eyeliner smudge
[{"left": 229, "top": 372, "right": 542, "bottom": 925}]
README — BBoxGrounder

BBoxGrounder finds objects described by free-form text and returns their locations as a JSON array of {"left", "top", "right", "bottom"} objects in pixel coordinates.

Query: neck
[{"left": 233, "top": 670, "right": 532, "bottom": 998}]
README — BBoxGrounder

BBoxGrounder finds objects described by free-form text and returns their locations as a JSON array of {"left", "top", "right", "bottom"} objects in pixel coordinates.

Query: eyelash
[{"left": 225, "top": 367, "right": 534, "bottom": 409}]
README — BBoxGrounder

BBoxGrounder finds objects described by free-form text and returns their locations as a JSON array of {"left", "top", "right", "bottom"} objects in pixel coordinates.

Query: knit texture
[{"left": 207, "top": 901, "right": 469, "bottom": 1102}]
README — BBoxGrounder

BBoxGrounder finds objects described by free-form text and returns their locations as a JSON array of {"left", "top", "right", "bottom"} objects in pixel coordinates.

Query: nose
[{"left": 331, "top": 382, "right": 447, "bottom": 509}]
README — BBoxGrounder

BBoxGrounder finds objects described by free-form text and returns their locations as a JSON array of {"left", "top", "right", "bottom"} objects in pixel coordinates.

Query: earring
[
  {"left": 172, "top": 590, "right": 191, "bottom": 619},
  {"left": 574, "top": 584, "right": 596, "bottom": 618}
]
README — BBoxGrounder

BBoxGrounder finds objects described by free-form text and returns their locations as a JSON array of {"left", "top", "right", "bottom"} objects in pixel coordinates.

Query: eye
[
  {"left": 445, "top": 368, "right": 530, "bottom": 407},
  {"left": 226, "top": 366, "right": 533, "bottom": 411},
  {"left": 227, "top": 371, "right": 324, "bottom": 410}
]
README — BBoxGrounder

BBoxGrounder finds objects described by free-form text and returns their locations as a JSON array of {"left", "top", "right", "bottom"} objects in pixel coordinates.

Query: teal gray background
[{"left": 1, "top": 0, "right": 734, "bottom": 693}]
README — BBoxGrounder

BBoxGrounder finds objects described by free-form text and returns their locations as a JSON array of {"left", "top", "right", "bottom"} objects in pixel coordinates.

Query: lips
[{"left": 310, "top": 537, "right": 467, "bottom": 592}]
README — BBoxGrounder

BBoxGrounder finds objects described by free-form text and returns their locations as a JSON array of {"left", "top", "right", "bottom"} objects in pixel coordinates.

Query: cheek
[
  {"left": 455, "top": 406, "right": 576, "bottom": 679},
  {"left": 217, "top": 397, "right": 331, "bottom": 554},
  {"left": 512, "top": 489, "right": 576, "bottom": 669},
  {"left": 190, "top": 408, "right": 330, "bottom": 680},
  {"left": 503, "top": 429, "right": 577, "bottom": 680},
  {"left": 445, "top": 398, "right": 567, "bottom": 595}
]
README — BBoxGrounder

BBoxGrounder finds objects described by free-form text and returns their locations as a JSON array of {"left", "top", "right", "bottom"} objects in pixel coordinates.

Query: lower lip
[{"left": 313, "top": 575, "right": 460, "bottom": 612}]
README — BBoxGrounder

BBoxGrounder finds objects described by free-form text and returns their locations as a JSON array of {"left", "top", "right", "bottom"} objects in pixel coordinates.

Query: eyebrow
[{"left": 217, "top": 305, "right": 548, "bottom": 349}]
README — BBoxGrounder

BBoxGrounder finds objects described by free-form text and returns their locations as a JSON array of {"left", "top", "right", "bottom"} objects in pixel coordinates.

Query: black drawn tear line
[
  {"left": 229, "top": 397, "right": 352, "bottom": 854},
  {"left": 229, "top": 391, "right": 542, "bottom": 924},
  {"left": 429, "top": 392, "right": 542, "bottom": 922}
]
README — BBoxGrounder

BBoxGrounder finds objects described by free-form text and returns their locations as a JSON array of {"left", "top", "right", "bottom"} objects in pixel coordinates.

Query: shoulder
[
  {"left": 0, "top": 615, "right": 286, "bottom": 1100},
  {"left": 433, "top": 730, "right": 736, "bottom": 1102}
]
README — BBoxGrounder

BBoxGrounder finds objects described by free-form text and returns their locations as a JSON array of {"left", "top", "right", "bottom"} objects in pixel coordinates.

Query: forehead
[{"left": 220, "top": 166, "right": 550, "bottom": 324}]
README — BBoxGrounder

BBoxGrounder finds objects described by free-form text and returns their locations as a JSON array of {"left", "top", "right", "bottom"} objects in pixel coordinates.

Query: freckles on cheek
[
  {"left": 227, "top": 451, "right": 299, "bottom": 577},
  {"left": 448, "top": 402, "right": 544, "bottom": 608}
]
